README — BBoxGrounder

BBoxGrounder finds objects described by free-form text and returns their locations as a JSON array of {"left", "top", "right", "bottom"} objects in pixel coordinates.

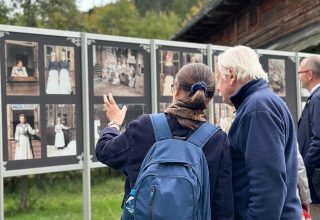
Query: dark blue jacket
[
  {"left": 228, "top": 79, "right": 301, "bottom": 220},
  {"left": 298, "top": 86, "right": 320, "bottom": 204},
  {"left": 96, "top": 114, "right": 234, "bottom": 220}
]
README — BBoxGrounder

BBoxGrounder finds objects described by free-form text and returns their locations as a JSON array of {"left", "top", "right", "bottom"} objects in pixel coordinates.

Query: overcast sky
[{"left": 76, "top": 0, "right": 117, "bottom": 12}]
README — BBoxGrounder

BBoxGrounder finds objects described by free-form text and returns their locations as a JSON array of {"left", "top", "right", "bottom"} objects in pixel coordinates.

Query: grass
[{"left": 4, "top": 172, "right": 125, "bottom": 220}]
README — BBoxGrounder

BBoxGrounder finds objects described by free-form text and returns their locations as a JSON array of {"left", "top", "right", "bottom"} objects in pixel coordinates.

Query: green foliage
[
  {"left": 0, "top": 0, "right": 9, "bottom": 24},
  {"left": 0, "top": 0, "right": 208, "bottom": 39},
  {"left": 137, "top": 10, "right": 181, "bottom": 39},
  {"left": 4, "top": 170, "right": 125, "bottom": 220}
]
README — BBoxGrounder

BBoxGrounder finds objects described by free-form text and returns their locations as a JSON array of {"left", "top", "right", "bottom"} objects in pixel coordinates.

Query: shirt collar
[{"left": 310, "top": 83, "right": 320, "bottom": 95}]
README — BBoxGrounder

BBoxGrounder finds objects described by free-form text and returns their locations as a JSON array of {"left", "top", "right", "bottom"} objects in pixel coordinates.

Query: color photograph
[
  {"left": 44, "top": 45, "right": 76, "bottom": 95},
  {"left": 46, "top": 104, "right": 77, "bottom": 157},
  {"left": 7, "top": 104, "right": 41, "bottom": 160},
  {"left": 5, "top": 40, "right": 39, "bottom": 96}
]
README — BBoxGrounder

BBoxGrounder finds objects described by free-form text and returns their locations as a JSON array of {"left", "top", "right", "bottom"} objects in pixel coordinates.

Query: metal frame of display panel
[
  {"left": 0, "top": 25, "right": 84, "bottom": 174},
  {"left": 0, "top": 24, "right": 86, "bottom": 219}
]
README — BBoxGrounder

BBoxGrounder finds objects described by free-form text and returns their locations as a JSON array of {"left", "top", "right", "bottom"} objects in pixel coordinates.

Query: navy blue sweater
[
  {"left": 228, "top": 79, "right": 300, "bottom": 220},
  {"left": 96, "top": 114, "right": 234, "bottom": 220}
]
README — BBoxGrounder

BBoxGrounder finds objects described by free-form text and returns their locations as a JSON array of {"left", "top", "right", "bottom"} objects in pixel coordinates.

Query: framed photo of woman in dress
[
  {"left": 46, "top": 104, "right": 77, "bottom": 157},
  {"left": 6, "top": 104, "right": 41, "bottom": 160},
  {"left": 44, "top": 45, "right": 75, "bottom": 95}
]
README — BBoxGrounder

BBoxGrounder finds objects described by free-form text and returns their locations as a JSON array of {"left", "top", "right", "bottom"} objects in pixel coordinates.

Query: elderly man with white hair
[{"left": 215, "top": 46, "right": 301, "bottom": 220}]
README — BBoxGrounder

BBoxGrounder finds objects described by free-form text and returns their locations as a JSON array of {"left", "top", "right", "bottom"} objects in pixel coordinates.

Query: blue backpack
[{"left": 122, "top": 113, "right": 219, "bottom": 220}]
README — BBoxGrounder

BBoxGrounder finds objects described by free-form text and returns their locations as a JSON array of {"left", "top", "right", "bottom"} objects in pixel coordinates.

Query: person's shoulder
[{"left": 128, "top": 114, "right": 152, "bottom": 128}]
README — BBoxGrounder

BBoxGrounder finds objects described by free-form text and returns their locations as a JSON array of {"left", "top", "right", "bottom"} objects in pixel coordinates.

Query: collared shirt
[{"left": 311, "top": 83, "right": 320, "bottom": 95}]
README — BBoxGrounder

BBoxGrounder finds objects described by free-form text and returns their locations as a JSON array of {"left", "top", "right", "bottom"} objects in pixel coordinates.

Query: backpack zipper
[{"left": 148, "top": 186, "right": 156, "bottom": 220}]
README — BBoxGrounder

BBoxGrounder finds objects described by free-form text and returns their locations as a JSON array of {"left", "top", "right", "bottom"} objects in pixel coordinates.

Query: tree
[
  {"left": 137, "top": 10, "right": 181, "bottom": 39},
  {"left": 95, "top": 0, "right": 140, "bottom": 36},
  {"left": 0, "top": 0, "right": 9, "bottom": 24}
]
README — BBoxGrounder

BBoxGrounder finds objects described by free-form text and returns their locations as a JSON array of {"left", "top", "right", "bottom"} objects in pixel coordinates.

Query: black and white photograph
[
  {"left": 5, "top": 40, "right": 39, "bottom": 96},
  {"left": 93, "top": 45, "right": 145, "bottom": 96},
  {"left": 93, "top": 104, "right": 146, "bottom": 144},
  {"left": 268, "top": 58, "right": 286, "bottom": 96},
  {"left": 46, "top": 104, "right": 77, "bottom": 157},
  {"left": 44, "top": 45, "right": 75, "bottom": 95},
  {"left": 7, "top": 104, "right": 41, "bottom": 160},
  {"left": 214, "top": 103, "right": 235, "bottom": 133}
]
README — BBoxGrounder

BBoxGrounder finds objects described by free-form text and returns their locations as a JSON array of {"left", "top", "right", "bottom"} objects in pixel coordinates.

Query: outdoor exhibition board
[
  {"left": 0, "top": 24, "right": 307, "bottom": 174},
  {"left": 257, "top": 49, "right": 298, "bottom": 123},
  {"left": 0, "top": 27, "right": 83, "bottom": 172},
  {"left": 86, "top": 34, "right": 152, "bottom": 163}
]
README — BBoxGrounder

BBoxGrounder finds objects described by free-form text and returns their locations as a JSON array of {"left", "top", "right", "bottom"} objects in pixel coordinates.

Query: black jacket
[{"left": 298, "top": 85, "right": 320, "bottom": 204}]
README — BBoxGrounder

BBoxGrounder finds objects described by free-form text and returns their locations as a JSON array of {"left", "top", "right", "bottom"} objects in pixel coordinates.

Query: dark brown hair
[
  {"left": 176, "top": 63, "right": 215, "bottom": 108},
  {"left": 175, "top": 63, "right": 215, "bottom": 128}
]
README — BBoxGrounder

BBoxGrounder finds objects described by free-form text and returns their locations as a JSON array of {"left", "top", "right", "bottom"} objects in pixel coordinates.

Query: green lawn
[{"left": 4, "top": 173, "right": 125, "bottom": 220}]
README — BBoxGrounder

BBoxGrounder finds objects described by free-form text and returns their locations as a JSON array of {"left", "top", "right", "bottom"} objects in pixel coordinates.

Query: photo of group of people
[
  {"left": 46, "top": 104, "right": 77, "bottom": 157},
  {"left": 93, "top": 45, "right": 145, "bottom": 97},
  {"left": 6, "top": 104, "right": 41, "bottom": 160},
  {"left": 5, "top": 40, "right": 39, "bottom": 96},
  {"left": 159, "top": 50, "right": 204, "bottom": 96},
  {"left": 93, "top": 104, "right": 145, "bottom": 144},
  {"left": 6, "top": 104, "right": 77, "bottom": 161},
  {"left": 267, "top": 58, "right": 286, "bottom": 96},
  {"left": 44, "top": 45, "right": 75, "bottom": 95}
]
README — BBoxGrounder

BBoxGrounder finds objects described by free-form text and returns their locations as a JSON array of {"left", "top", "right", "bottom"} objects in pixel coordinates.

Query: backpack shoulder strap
[
  {"left": 150, "top": 113, "right": 172, "bottom": 141},
  {"left": 187, "top": 123, "right": 220, "bottom": 149}
]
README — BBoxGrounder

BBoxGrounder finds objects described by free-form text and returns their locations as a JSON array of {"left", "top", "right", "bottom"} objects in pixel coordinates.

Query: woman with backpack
[{"left": 96, "top": 63, "right": 234, "bottom": 220}]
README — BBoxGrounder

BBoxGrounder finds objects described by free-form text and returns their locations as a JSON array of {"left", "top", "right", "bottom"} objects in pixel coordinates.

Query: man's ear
[{"left": 228, "top": 69, "right": 237, "bottom": 85}]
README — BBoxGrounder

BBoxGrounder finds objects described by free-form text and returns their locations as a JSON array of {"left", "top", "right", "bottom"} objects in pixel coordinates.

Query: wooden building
[{"left": 172, "top": 0, "right": 320, "bottom": 53}]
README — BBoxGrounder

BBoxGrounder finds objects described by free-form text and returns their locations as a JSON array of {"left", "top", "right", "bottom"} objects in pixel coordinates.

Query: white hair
[{"left": 217, "top": 45, "right": 268, "bottom": 82}]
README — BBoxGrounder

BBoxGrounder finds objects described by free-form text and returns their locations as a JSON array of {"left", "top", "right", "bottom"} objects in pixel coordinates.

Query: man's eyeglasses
[{"left": 297, "top": 70, "right": 311, "bottom": 74}]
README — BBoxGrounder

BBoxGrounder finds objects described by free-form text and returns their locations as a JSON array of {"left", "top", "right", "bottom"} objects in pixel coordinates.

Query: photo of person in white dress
[
  {"left": 54, "top": 117, "right": 70, "bottom": 150},
  {"left": 14, "top": 114, "right": 39, "bottom": 160},
  {"left": 11, "top": 60, "right": 28, "bottom": 77},
  {"left": 162, "top": 51, "right": 176, "bottom": 96},
  {"left": 46, "top": 52, "right": 60, "bottom": 94},
  {"left": 59, "top": 52, "right": 72, "bottom": 94}
]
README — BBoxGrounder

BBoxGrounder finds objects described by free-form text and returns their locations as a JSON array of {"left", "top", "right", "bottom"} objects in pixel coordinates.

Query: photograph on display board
[
  {"left": 5, "top": 40, "right": 39, "bottom": 96},
  {"left": 93, "top": 104, "right": 145, "bottom": 144},
  {"left": 214, "top": 103, "right": 235, "bottom": 133},
  {"left": 182, "top": 52, "right": 203, "bottom": 65},
  {"left": 93, "top": 45, "right": 145, "bottom": 96},
  {"left": 46, "top": 104, "right": 77, "bottom": 157},
  {"left": 159, "top": 50, "right": 179, "bottom": 96},
  {"left": 6, "top": 104, "right": 41, "bottom": 160},
  {"left": 267, "top": 58, "right": 286, "bottom": 96},
  {"left": 44, "top": 45, "right": 75, "bottom": 95}
]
